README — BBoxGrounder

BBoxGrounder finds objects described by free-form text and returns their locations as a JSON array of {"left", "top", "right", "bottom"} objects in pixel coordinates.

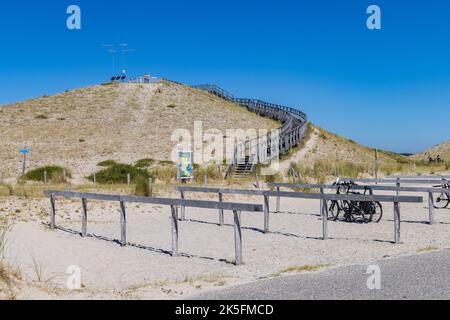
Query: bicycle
[
  {"left": 432, "top": 183, "right": 450, "bottom": 209},
  {"left": 329, "top": 181, "right": 383, "bottom": 223}
]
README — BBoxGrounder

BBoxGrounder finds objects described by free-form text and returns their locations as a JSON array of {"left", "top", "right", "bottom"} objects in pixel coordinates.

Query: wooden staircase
[{"left": 232, "top": 154, "right": 257, "bottom": 179}]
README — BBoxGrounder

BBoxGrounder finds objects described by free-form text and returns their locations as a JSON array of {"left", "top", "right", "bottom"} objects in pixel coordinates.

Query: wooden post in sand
[
  {"left": 394, "top": 202, "right": 401, "bottom": 244},
  {"left": 180, "top": 190, "right": 186, "bottom": 221},
  {"left": 119, "top": 201, "right": 127, "bottom": 246},
  {"left": 233, "top": 210, "right": 242, "bottom": 266},
  {"left": 428, "top": 192, "right": 435, "bottom": 225},
  {"left": 276, "top": 186, "right": 281, "bottom": 213},
  {"left": 320, "top": 188, "right": 329, "bottom": 240},
  {"left": 171, "top": 205, "right": 179, "bottom": 256},
  {"left": 81, "top": 198, "right": 88, "bottom": 237},
  {"left": 218, "top": 192, "right": 224, "bottom": 226},
  {"left": 264, "top": 195, "right": 270, "bottom": 234},
  {"left": 50, "top": 194, "right": 56, "bottom": 229}
]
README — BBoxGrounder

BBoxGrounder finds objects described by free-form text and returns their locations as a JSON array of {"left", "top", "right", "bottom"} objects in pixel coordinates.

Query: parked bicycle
[
  {"left": 432, "top": 183, "right": 450, "bottom": 209},
  {"left": 328, "top": 180, "right": 383, "bottom": 223}
]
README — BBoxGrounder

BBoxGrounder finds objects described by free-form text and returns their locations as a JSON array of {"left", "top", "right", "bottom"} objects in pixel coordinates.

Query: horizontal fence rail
[
  {"left": 45, "top": 190, "right": 263, "bottom": 266},
  {"left": 268, "top": 182, "right": 442, "bottom": 225},
  {"left": 339, "top": 178, "right": 447, "bottom": 185},
  {"left": 386, "top": 175, "right": 450, "bottom": 179},
  {"left": 177, "top": 186, "right": 423, "bottom": 244}
]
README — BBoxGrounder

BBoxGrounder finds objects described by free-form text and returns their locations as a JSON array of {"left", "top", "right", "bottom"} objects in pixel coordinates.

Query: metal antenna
[
  {"left": 102, "top": 44, "right": 117, "bottom": 75},
  {"left": 118, "top": 44, "right": 135, "bottom": 73}
]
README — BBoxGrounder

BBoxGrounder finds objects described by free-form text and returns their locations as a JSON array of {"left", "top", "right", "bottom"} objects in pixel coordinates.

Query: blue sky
[{"left": 0, "top": 0, "right": 449, "bottom": 154}]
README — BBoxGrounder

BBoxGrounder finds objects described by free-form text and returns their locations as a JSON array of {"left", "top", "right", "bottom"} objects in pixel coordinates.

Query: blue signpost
[{"left": 20, "top": 148, "right": 29, "bottom": 175}]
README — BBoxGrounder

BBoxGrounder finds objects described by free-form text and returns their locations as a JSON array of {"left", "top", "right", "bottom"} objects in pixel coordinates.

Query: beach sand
[{"left": 2, "top": 189, "right": 450, "bottom": 299}]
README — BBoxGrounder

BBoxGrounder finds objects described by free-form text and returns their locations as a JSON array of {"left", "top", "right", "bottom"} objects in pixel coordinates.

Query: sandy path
[
  {"left": 2, "top": 189, "right": 450, "bottom": 299},
  {"left": 279, "top": 128, "right": 319, "bottom": 174}
]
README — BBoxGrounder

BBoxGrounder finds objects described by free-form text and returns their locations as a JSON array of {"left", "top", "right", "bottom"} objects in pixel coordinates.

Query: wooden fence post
[
  {"left": 394, "top": 202, "right": 401, "bottom": 244},
  {"left": 234, "top": 210, "right": 242, "bottom": 266},
  {"left": 204, "top": 175, "right": 208, "bottom": 187},
  {"left": 44, "top": 171, "right": 48, "bottom": 184},
  {"left": 264, "top": 195, "right": 270, "bottom": 234},
  {"left": 276, "top": 186, "right": 281, "bottom": 213},
  {"left": 171, "top": 205, "right": 179, "bottom": 256},
  {"left": 218, "top": 192, "right": 224, "bottom": 226},
  {"left": 148, "top": 178, "right": 153, "bottom": 196},
  {"left": 81, "top": 198, "right": 88, "bottom": 237},
  {"left": 93, "top": 173, "right": 96, "bottom": 185},
  {"left": 320, "top": 189, "right": 328, "bottom": 240},
  {"left": 50, "top": 194, "right": 56, "bottom": 229},
  {"left": 180, "top": 191, "right": 186, "bottom": 221},
  {"left": 120, "top": 201, "right": 127, "bottom": 246},
  {"left": 127, "top": 174, "right": 131, "bottom": 185},
  {"left": 428, "top": 192, "right": 435, "bottom": 225}
]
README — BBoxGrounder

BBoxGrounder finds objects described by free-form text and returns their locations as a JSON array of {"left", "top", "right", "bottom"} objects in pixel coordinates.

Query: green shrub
[
  {"left": 97, "top": 160, "right": 118, "bottom": 167},
  {"left": 89, "top": 163, "right": 150, "bottom": 184},
  {"left": 135, "top": 158, "right": 155, "bottom": 168},
  {"left": 22, "top": 166, "right": 71, "bottom": 183}
]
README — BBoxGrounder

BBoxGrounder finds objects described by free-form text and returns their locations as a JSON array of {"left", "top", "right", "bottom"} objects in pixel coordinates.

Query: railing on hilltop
[
  {"left": 192, "top": 84, "right": 309, "bottom": 178},
  {"left": 160, "top": 79, "right": 309, "bottom": 178}
]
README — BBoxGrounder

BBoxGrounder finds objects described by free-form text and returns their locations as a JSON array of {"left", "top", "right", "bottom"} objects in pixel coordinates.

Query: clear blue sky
[{"left": 1, "top": 0, "right": 449, "bottom": 154}]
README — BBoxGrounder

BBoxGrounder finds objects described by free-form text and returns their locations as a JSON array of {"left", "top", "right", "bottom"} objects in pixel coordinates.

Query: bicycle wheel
[
  {"left": 371, "top": 202, "right": 383, "bottom": 223},
  {"left": 341, "top": 201, "right": 353, "bottom": 222},
  {"left": 328, "top": 201, "right": 340, "bottom": 221},
  {"left": 433, "top": 192, "right": 450, "bottom": 209},
  {"left": 357, "top": 202, "right": 373, "bottom": 224}
]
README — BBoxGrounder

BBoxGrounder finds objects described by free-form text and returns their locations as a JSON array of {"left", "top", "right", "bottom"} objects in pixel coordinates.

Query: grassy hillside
[
  {"left": 412, "top": 140, "right": 450, "bottom": 162},
  {"left": 281, "top": 124, "right": 449, "bottom": 184},
  {"left": 0, "top": 81, "right": 279, "bottom": 179}
]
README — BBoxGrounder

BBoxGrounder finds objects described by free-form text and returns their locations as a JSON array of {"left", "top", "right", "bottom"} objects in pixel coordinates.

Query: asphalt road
[{"left": 192, "top": 250, "right": 450, "bottom": 300}]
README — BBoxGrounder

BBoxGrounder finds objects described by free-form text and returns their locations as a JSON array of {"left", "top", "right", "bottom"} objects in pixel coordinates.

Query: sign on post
[
  {"left": 20, "top": 148, "right": 29, "bottom": 175},
  {"left": 177, "top": 145, "right": 194, "bottom": 182}
]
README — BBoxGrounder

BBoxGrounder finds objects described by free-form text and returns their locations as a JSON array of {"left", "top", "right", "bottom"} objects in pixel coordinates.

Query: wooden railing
[
  {"left": 44, "top": 190, "right": 263, "bottom": 266},
  {"left": 177, "top": 186, "right": 423, "bottom": 244},
  {"left": 268, "top": 182, "right": 447, "bottom": 225}
]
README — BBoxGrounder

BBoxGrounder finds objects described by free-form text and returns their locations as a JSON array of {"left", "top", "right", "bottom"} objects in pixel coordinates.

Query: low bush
[
  {"left": 89, "top": 163, "right": 150, "bottom": 184},
  {"left": 97, "top": 160, "right": 118, "bottom": 167},
  {"left": 22, "top": 166, "right": 71, "bottom": 183},
  {"left": 135, "top": 158, "right": 155, "bottom": 168}
]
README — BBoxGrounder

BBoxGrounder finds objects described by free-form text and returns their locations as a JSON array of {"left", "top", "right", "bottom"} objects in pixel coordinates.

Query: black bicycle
[
  {"left": 329, "top": 181, "right": 383, "bottom": 223},
  {"left": 432, "top": 183, "right": 450, "bottom": 209}
]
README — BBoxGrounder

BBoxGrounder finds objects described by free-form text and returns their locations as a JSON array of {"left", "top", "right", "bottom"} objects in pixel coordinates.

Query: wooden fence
[
  {"left": 268, "top": 182, "right": 447, "bottom": 225},
  {"left": 44, "top": 190, "right": 263, "bottom": 266},
  {"left": 177, "top": 186, "right": 423, "bottom": 244}
]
